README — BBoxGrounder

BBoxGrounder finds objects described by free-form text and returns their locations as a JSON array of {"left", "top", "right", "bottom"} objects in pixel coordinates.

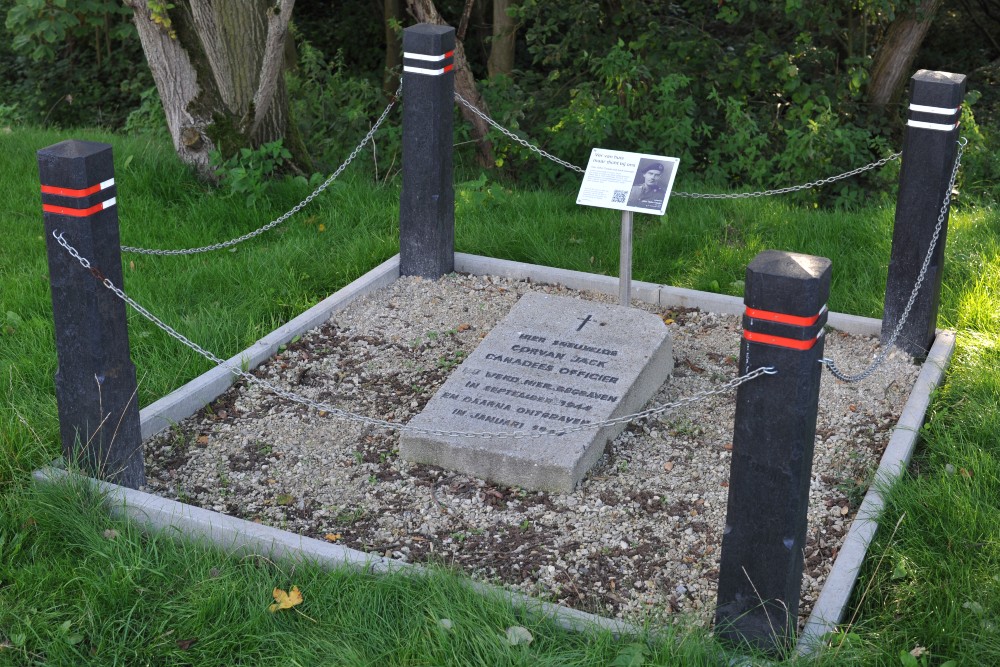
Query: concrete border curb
[
  {"left": 39, "top": 251, "right": 952, "bottom": 650},
  {"left": 455, "top": 253, "right": 884, "bottom": 336},
  {"left": 796, "top": 330, "right": 955, "bottom": 653},
  {"left": 139, "top": 255, "right": 400, "bottom": 439}
]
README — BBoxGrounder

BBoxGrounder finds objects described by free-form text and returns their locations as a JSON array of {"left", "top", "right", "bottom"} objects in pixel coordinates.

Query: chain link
[
  {"left": 121, "top": 86, "right": 402, "bottom": 256},
  {"left": 53, "top": 229, "right": 774, "bottom": 438},
  {"left": 454, "top": 91, "right": 900, "bottom": 199},
  {"left": 820, "top": 138, "right": 966, "bottom": 383}
]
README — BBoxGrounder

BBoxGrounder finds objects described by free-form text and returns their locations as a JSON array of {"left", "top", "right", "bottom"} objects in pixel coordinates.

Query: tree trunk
[
  {"left": 405, "top": 0, "right": 496, "bottom": 168},
  {"left": 487, "top": 0, "right": 516, "bottom": 78},
  {"left": 867, "top": 0, "right": 944, "bottom": 109},
  {"left": 125, "top": 0, "right": 308, "bottom": 177},
  {"left": 384, "top": 0, "right": 403, "bottom": 97}
]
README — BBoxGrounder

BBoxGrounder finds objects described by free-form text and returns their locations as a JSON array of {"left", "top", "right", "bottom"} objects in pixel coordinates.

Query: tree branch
[
  {"left": 251, "top": 0, "right": 296, "bottom": 137},
  {"left": 457, "top": 0, "right": 475, "bottom": 42}
]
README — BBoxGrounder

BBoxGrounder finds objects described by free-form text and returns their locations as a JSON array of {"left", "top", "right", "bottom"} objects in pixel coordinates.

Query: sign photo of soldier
[{"left": 627, "top": 160, "right": 673, "bottom": 210}]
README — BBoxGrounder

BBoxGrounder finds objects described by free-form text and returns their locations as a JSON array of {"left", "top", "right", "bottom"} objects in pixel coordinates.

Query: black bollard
[
  {"left": 715, "top": 250, "right": 831, "bottom": 654},
  {"left": 38, "top": 140, "right": 145, "bottom": 489},
  {"left": 883, "top": 70, "right": 966, "bottom": 357},
  {"left": 399, "top": 23, "right": 456, "bottom": 278}
]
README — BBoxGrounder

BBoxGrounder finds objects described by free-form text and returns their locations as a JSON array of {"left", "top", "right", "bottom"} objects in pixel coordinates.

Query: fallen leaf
[
  {"left": 849, "top": 404, "right": 857, "bottom": 412},
  {"left": 963, "top": 600, "right": 985, "bottom": 615},
  {"left": 720, "top": 481, "right": 729, "bottom": 488},
  {"left": 176, "top": 638, "right": 198, "bottom": 650},
  {"left": 269, "top": 586, "right": 303, "bottom": 613},
  {"left": 505, "top": 626, "right": 533, "bottom": 646},
  {"left": 318, "top": 224, "right": 326, "bottom": 232},
  {"left": 723, "top": 443, "right": 733, "bottom": 451},
  {"left": 840, "top": 505, "right": 849, "bottom": 516},
  {"left": 662, "top": 316, "right": 675, "bottom": 325},
  {"left": 960, "top": 468, "right": 973, "bottom": 478},
  {"left": 457, "top": 323, "right": 471, "bottom": 332},
  {"left": 196, "top": 435, "right": 209, "bottom": 445},
  {"left": 683, "top": 359, "right": 705, "bottom": 373},
  {"left": 324, "top": 533, "right": 342, "bottom": 542},
  {"left": 663, "top": 461, "right": 674, "bottom": 472}
]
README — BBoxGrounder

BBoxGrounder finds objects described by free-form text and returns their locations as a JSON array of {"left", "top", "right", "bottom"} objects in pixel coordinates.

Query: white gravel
[{"left": 143, "top": 273, "right": 921, "bottom": 629}]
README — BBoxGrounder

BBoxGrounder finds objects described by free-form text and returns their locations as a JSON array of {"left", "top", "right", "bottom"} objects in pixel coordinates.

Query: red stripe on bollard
[
  {"left": 42, "top": 198, "right": 116, "bottom": 217},
  {"left": 744, "top": 306, "right": 824, "bottom": 327},
  {"left": 742, "top": 330, "right": 818, "bottom": 350},
  {"left": 40, "top": 178, "right": 114, "bottom": 197}
]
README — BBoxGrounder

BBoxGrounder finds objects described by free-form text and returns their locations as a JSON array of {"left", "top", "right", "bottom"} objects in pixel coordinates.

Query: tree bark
[
  {"left": 384, "top": 0, "right": 403, "bottom": 97},
  {"left": 487, "top": 0, "right": 516, "bottom": 78},
  {"left": 405, "top": 0, "right": 495, "bottom": 168},
  {"left": 867, "top": 0, "right": 944, "bottom": 109},
  {"left": 126, "top": 0, "right": 307, "bottom": 176}
]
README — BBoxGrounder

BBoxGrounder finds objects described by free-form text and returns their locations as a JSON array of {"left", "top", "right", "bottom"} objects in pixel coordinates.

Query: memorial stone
[{"left": 400, "top": 293, "right": 672, "bottom": 492}]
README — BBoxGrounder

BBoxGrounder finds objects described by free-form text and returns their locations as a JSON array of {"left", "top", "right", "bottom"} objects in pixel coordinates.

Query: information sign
[{"left": 576, "top": 149, "right": 680, "bottom": 215}]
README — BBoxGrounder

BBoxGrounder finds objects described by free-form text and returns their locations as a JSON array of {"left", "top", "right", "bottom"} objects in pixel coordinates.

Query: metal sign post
[
  {"left": 575, "top": 148, "right": 679, "bottom": 308},
  {"left": 619, "top": 210, "right": 633, "bottom": 306}
]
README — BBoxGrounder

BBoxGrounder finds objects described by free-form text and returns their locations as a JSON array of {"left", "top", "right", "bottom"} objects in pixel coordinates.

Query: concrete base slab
[
  {"left": 400, "top": 292, "right": 673, "bottom": 492},
  {"left": 49, "top": 251, "right": 952, "bottom": 653}
]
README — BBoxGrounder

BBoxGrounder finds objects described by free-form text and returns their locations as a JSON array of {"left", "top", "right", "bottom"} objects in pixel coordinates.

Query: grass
[
  {"left": 1, "top": 124, "right": 999, "bottom": 665},
  {"left": 1, "top": 476, "right": 725, "bottom": 666}
]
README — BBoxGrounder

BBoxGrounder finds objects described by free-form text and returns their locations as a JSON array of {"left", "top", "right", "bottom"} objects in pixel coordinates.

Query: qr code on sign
[{"left": 611, "top": 190, "right": 627, "bottom": 203}]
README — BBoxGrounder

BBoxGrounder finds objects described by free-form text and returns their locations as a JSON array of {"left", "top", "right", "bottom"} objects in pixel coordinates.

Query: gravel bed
[{"left": 143, "top": 273, "right": 920, "bottom": 629}]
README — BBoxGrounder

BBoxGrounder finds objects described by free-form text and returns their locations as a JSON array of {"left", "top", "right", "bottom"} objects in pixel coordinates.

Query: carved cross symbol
[{"left": 576, "top": 314, "right": 593, "bottom": 331}]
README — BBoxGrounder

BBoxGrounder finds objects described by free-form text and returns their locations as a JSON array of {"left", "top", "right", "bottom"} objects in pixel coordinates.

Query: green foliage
[
  {"left": 487, "top": 0, "right": 932, "bottom": 204},
  {"left": 4, "top": 0, "right": 133, "bottom": 62},
  {"left": 209, "top": 140, "right": 295, "bottom": 207},
  {"left": 146, "top": 0, "right": 176, "bottom": 39},
  {"left": 123, "top": 85, "right": 167, "bottom": 136},
  {"left": 286, "top": 31, "right": 400, "bottom": 179},
  {"left": 0, "top": 0, "right": 151, "bottom": 129}
]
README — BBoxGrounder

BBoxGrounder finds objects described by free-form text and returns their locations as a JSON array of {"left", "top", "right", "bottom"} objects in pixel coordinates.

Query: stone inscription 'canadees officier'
[{"left": 400, "top": 292, "right": 673, "bottom": 492}]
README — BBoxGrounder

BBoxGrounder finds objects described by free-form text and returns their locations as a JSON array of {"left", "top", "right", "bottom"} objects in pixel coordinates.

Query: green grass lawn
[{"left": 1, "top": 126, "right": 998, "bottom": 665}]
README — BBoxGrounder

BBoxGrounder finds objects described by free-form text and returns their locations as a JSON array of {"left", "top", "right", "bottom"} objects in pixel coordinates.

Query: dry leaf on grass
[
  {"left": 505, "top": 626, "right": 533, "bottom": 646},
  {"left": 268, "top": 586, "right": 317, "bottom": 622},
  {"left": 269, "top": 586, "right": 303, "bottom": 613}
]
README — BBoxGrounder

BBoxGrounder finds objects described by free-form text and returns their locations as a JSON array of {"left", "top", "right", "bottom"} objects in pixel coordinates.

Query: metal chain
[
  {"left": 454, "top": 91, "right": 900, "bottom": 198},
  {"left": 454, "top": 92, "right": 588, "bottom": 174},
  {"left": 121, "top": 86, "right": 402, "bottom": 256},
  {"left": 52, "top": 228, "right": 774, "bottom": 439},
  {"left": 820, "top": 137, "right": 966, "bottom": 383},
  {"left": 671, "top": 153, "right": 901, "bottom": 199}
]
